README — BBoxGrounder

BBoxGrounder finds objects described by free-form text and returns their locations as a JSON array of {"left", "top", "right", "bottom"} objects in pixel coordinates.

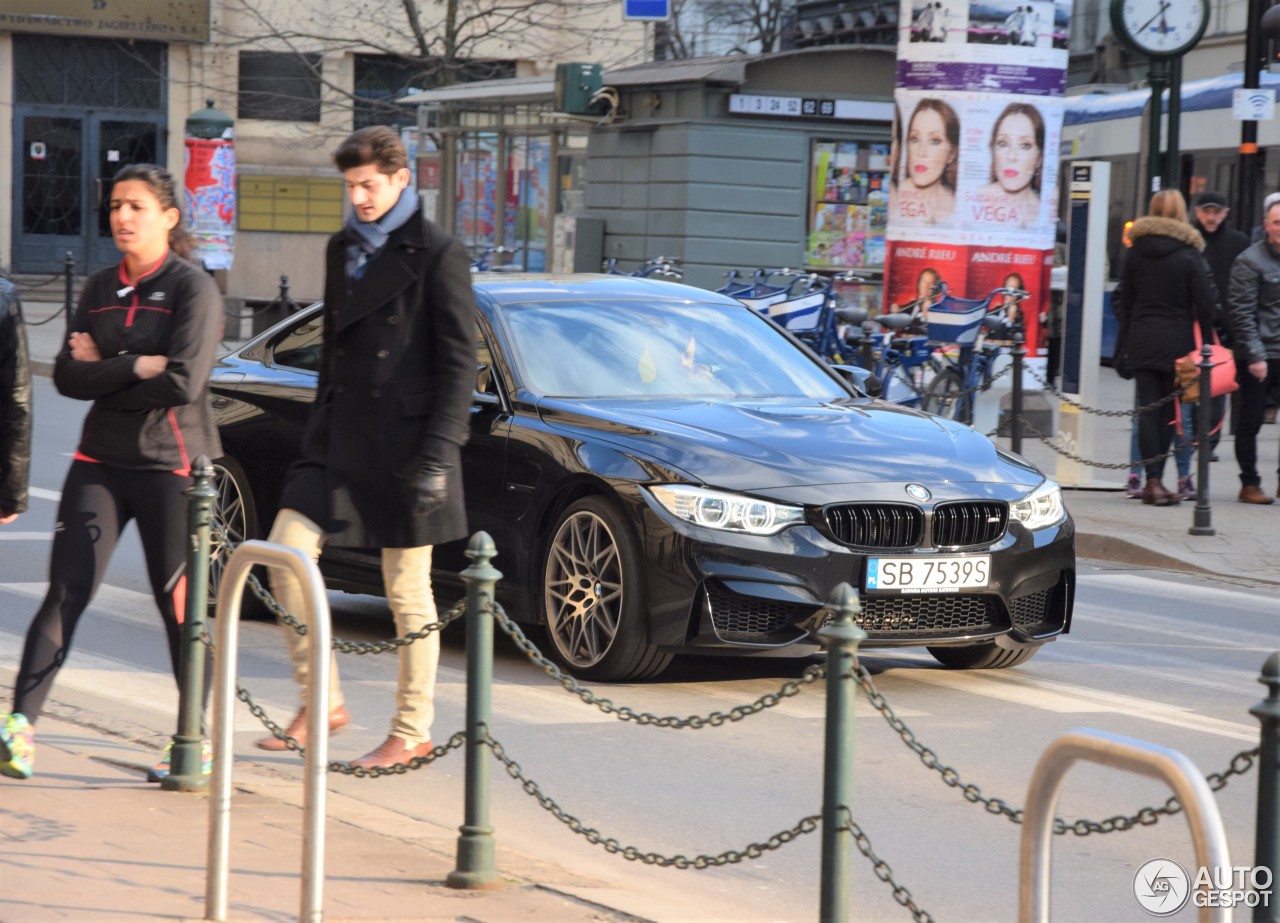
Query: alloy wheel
[{"left": 544, "top": 510, "right": 624, "bottom": 669}]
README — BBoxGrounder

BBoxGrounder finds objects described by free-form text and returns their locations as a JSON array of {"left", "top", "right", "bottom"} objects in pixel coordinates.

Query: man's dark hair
[{"left": 333, "top": 125, "right": 408, "bottom": 175}]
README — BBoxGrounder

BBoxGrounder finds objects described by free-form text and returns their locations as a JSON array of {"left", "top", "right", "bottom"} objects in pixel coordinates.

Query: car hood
[{"left": 535, "top": 397, "right": 1044, "bottom": 499}]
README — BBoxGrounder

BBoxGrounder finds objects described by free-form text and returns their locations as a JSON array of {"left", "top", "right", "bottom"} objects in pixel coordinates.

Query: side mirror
[{"left": 832, "top": 364, "right": 882, "bottom": 398}]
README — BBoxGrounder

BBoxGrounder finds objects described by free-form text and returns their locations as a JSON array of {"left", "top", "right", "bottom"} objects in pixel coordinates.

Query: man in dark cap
[
  {"left": 1194, "top": 192, "right": 1250, "bottom": 299},
  {"left": 1191, "top": 191, "right": 1250, "bottom": 463}
]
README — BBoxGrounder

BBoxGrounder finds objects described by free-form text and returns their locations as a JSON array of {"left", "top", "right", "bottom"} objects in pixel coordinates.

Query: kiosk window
[{"left": 806, "top": 140, "right": 890, "bottom": 272}]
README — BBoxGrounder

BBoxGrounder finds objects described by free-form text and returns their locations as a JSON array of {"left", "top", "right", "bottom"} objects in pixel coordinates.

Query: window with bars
[
  {"left": 238, "top": 51, "right": 323, "bottom": 122},
  {"left": 14, "top": 35, "right": 164, "bottom": 108}
]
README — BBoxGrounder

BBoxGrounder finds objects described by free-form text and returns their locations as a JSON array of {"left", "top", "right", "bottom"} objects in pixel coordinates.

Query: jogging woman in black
[{"left": 0, "top": 164, "right": 223, "bottom": 780}]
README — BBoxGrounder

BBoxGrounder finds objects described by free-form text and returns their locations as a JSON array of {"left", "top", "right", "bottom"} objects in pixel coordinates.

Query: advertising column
[
  {"left": 885, "top": 0, "right": 1071, "bottom": 358},
  {"left": 183, "top": 101, "right": 236, "bottom": 272}
]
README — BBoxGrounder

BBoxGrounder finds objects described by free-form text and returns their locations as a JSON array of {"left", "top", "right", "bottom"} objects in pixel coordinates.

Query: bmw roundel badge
[{"left": 905, "top": 483, "right": 931, "bottom": 502}]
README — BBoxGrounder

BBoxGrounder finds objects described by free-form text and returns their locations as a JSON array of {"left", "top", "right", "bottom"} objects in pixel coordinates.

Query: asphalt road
[{"left": 0, "top": 377, "right": 1273, "bottom": 923}]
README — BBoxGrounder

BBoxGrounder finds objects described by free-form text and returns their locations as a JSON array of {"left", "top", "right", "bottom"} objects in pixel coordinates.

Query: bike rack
[
  {"left": 206, "top": 541, "right": 332, "bottom": 923},
  {"left": 1019, "top": 728, "right": 1231, "bottom": 923}
]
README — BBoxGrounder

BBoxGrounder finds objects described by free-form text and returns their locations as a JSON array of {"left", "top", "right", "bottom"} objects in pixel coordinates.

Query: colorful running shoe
[
  {"left": 0, "top": 713, "right": 34, "bottom": 780},
  {"left": 147, "top": 739, "right": 213, "bottom": 783}
]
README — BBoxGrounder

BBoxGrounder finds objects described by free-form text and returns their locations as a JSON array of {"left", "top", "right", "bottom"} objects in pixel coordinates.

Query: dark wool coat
[
  {"left": 0, "top": 279, "right": 31, "bottom": 515},
  {"left": 1113, "top": 216, "right": 1217, "bottom": 373},
  {"left": 279, "top": 208, "right": 477, "bottom": 548}
]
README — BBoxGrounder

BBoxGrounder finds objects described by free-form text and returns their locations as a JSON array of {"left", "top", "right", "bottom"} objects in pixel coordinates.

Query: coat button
[
  {"left": 334, "top": 384, "right": 346, "bottom": 394},
  {"left": 376, "top": 349, "right": 390, "bottom": 359},
  {"left": 387, "top": 315, "right": 401, "bottom": 325},
  {"left": 335, "top": 347, "right": 347, "bottom": 357},
  {"left": 370, "top": 387, "right": 382, "bottom": 398}
]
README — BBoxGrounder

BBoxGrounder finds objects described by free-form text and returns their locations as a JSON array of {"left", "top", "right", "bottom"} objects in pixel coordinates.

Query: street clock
[{"left": 1110, "top": 0, "right": 1211, "bottom": 57}]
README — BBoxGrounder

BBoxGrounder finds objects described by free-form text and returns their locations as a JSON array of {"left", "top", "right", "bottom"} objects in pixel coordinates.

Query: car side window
[
  {"left": 272, "top": 314, "right": 324, "bottom": 372},
  {"left": 476, "top": 324, "right": 498, "bottom": 397}
]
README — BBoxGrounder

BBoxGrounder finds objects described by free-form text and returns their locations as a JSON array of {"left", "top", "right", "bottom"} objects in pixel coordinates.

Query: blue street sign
[{"left": 623, "top": 0, "right": 671, "bottom": 20}]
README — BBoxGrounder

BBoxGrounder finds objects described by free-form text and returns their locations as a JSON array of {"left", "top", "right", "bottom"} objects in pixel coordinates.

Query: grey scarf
[{"left": 345, "top": 187, "right": 419, "bottom": 280}]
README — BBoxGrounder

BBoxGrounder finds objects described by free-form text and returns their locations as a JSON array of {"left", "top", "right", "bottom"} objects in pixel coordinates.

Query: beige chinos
[{"left": 266, "top": 508, "right": 438, "bottom": 745}]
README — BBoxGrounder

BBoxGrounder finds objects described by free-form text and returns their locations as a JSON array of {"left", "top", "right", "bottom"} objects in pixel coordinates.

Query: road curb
[{"left": 1076, "top": 531, "right": 1215, "bottom": 576}]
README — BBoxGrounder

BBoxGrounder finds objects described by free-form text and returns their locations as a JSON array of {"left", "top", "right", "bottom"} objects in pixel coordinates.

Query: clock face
[{"left": 1113, "top": 0, "right": 1210, "bottom": 56}]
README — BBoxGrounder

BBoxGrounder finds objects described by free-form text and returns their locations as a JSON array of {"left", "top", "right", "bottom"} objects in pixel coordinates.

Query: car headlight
[
  {"left": 1009, "top": 480, "right": 1065, "bottom": 530},
  {"left": 646, "top": 485, "right": 805, "bottom": 535}
]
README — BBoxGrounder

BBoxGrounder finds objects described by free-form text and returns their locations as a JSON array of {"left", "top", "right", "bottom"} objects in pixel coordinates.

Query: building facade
[{"left": 0, "top": 0, "right": 644, "bottom": 300}]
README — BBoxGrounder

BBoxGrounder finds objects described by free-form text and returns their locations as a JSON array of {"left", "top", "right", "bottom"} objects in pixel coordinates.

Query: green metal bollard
[
  {"left": 1189, "top": 343, "right": 1215, "bottom": 536},
  {"left": 817, "top": 583, "right": 867, "bottom": 923},
  {"left": 447, "top": 532, "right": 504, "bottom": 890},
  {"left": 161, "top": 456, "right": 216, "bottom": 792},
  {"left": 1250, "top": 651, "right": 1280, "bottom": 923}
]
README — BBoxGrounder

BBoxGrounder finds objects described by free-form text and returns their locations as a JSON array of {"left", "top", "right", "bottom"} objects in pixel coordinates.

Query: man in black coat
[
  {"left": 258, "top": 126, "right": 477, "bottom": 769},
  {"left": 0, "top": 276, "right": 31, "bottom": 526},
  {"left": 1191, "top": 191, "right": 1250, "bottom": 455}
]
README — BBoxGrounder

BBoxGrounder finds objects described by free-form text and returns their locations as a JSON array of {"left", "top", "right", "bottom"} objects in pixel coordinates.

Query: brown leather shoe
[
  {"left": 1141, "top": 478, "right": 1179, "bottom": 506},
  {"left": 255, "top": 705, "right": 350, "bottom": 751},
  {"left": 1239, "top": 484, "right": 1275, "bottom": 505},
  {"left": 348, "top": 735, "right": 434, "bottom": 770}
]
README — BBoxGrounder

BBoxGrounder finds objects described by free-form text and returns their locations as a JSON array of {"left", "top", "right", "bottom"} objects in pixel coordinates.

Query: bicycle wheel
[{"left": 922, "top": 367, "right": 967, "bottom": 421}]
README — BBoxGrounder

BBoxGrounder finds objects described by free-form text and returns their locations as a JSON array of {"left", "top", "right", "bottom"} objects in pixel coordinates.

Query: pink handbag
[{"left": 1175, "top": 327, "right": 1237, "bottom": 403}]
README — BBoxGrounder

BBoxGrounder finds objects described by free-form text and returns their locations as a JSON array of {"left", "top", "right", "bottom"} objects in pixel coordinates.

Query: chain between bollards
[
  {"left": 447, "top": 532, "right": 504, "bottom": 890},
  {"left": 817, "top": 583, "right": 867, "bottom": 923},
  {"left": 1190, "top": 342, "right": 1216, "bottom": 535},
  {"left": 1250, "top": 652, "right": 1280, "bottom": 923},
  {"left": 162, "top": 455, "right": 216, "bottom": 791}
]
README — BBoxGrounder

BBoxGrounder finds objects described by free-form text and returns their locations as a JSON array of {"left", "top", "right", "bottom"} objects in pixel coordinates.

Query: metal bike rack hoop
[
  {"left": 206, "top": 540, "right": 332, "bottom": 923},
  {"left": 1019, "top": 728, "right": 1231, "bottom": 923}
]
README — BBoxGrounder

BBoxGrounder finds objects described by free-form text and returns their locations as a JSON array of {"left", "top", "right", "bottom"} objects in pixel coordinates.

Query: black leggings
[
  {"left": 13, "top": 461, "right": 194, "bottom": 723},
  {"left": 1134, "top": 368, "right": 1178, "bottom": 481}
]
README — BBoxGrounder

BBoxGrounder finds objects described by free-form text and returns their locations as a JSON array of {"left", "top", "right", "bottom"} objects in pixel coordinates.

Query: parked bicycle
[
  {"left": 849, "top": 310, "right": 939, "bottom": 408},
  {"left": 920, "top": 284, "right": 1028, "bottom": 423},
  {"left": 470, "top": 245, "right": 523, "bottom": 272},
  {"left": 602, "top": 256, "right": 684, "bottom": 279},
  {"left": 724, "top": 269, "right": 869, "bottom": 366}
]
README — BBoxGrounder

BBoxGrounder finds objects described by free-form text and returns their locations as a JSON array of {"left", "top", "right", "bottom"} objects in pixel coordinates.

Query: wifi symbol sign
[{"left": 1234, "top": 87, "right": 1276, "bottom": 121}]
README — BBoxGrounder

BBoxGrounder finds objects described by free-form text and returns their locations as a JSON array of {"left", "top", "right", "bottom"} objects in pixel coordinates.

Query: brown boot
[
  {"left": 1238, "top": 484, "right": 1275, "bottom": 505},
  {"left": 348, "top": 735, "right": 434, "bottom": 770},
  {"left": 255, "top": 705, "right": 350, "bottom": 751},
  {"left": 1141, "top": 478, "right": 1179, "bottom": 506}
]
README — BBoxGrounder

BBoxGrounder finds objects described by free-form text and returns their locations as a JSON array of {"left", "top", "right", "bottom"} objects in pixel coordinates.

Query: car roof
[{"left": 470, "top": 273, "right": 744, "bottom": 307}]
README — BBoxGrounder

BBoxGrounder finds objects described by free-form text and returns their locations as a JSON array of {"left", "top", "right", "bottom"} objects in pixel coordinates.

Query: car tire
[
  {"left": 209, "top": 456, "right": 269, "bottom": 619},
  {"left": 922, "top": 367, "right": 967, "bottom": 422},
  {"left": 541, "top": 495, "right": 673, "bottom": 682},
  {"left": 926, "top": 641, "right": 1041, "bottom": 669}
]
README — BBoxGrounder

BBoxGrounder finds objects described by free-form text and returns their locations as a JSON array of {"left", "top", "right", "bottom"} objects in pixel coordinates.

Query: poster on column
[
  {"left": 893, "top": 90, "right": 1061, "bottom": 248},
  {"left": 184, "top": 138, "right": 236, "bottom": 271},
  {"left": 897, "top": 0, "right": 1070, "bottom": 94},
  {"left": 886, "top": 0, "right": 1069, "bottom": 357},
  {"left": 965, "top": 246, "right": 1049, "bottom": 353}
]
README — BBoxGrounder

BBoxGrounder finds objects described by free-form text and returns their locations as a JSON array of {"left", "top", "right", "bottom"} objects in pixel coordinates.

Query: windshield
[{"left": 498, "top": 300, "right": 850, "bottom": 400}]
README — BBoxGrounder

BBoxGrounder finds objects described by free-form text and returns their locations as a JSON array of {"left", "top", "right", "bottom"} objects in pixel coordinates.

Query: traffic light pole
[{"left": 1238, "top": 0, "right": 1265, "bottom": 231}]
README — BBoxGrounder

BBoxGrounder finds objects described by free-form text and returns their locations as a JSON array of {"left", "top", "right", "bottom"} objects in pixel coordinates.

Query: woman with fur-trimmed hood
[{"left": 1113, "top": 190, "right": 1217, "bottom": 506}]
